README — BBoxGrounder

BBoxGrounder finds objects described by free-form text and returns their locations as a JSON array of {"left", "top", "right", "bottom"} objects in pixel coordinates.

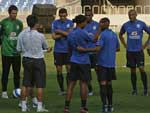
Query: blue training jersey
[
  {"left": 84, "top": 20, "right": 99, "bottom": 49},
  {"left": 97, "top": 29, "right": 120, "bottom": 68},
  {"left": 51, "top": 19, "right": 74, "bottom": 53},
  {"left": 68, "top": 27, "right": 93, "bottom": 64},
  {"left": 120, "top": 20, "right": 149, "bottom": 52}
]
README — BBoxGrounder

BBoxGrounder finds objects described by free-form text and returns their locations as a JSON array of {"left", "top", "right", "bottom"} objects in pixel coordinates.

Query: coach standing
[
  {"left": 0, "top": 5, "right": 23, "bottom": 99},
  {"left": 119, "top": 9, "right": 150, "bottom": 96}
]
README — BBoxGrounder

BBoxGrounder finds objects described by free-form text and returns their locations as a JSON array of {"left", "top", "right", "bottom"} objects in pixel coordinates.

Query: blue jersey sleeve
[
  {"left": 51, "top": 21, "right": 56, "bottom": 33},
  {"left": 115, "top": 34, "right": 120, "bottom": 49},
  {"left": 120, "top": 24, "right": 126, "bottom": 34},
  {"left": 142, "top": 22, "right": 150, "bottom": 34}
]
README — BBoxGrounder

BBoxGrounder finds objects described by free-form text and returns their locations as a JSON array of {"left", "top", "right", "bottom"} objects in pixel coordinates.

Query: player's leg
[
  {"left": 54, "top": 52, "right": 65, "bottom": 95},
  {"left": 64, "top": 81, "right": 76, "bottom": 113},
  {"left": 137, "top": 51, "right": 148, "bottom": 96},
  {"left": 12, "top": 56, "right": 21, "bottom": 90},
  {"left": 34, "top": 59, "right": 48, "bottom": 112},
  {"left": 1, "top": 56, "right": 11, "bottom": 98},
  {"left": 126, "top": 52, "right": 137, "bottom": 95}
]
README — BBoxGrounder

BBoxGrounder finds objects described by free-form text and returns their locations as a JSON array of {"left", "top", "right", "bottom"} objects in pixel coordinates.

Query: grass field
[{"left": 0, "top": 33, "right": 150, "bottom": 113}]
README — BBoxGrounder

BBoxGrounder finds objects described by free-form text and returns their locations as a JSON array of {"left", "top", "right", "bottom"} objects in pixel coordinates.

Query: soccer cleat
[
  {"left": 143, "top": 90, "right": 148, "bottom": 96},
  {"left": 64, "top": 107, "right": 70, "bottom": 113},
  {"left": 88, "top": 91, "right": 94, "bottom": 96},
  {"left": 108, "top": 105, "right": 114, "bottom": 112},
  {"left": 80, "top": 107, "right": 88, "bottom": 113},
  {"left": 132, "top": 90, "right": 137, "bottom": 96},
  {"left": 37, "top": 107, "right": 49, "bottom": 112},
  {"left": 1, "top": 92, "right": 9, "bottom": 99},
  {"left": 58, "top": 91, "right": 66, "bottom": 96},
  {"left": 102, "top": 105, "right": 108, "bottom": 113}
]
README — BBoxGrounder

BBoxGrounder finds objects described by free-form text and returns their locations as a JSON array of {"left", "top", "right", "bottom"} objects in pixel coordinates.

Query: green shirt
[{"left": 0, "top": 17, "right": 23, "bottom": 56}]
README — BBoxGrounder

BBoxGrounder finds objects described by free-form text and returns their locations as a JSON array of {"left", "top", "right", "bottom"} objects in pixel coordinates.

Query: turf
[{"left": 0, "top": 33, "right": 150, "bottom": 113}]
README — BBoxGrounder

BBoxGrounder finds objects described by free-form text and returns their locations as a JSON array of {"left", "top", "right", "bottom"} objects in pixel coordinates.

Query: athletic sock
[
  {"left": 57, "top": 74, "right": 64, "bottom": 92},
  {"left": 131, "top": 72, "right": 137, "bottom": 91}
]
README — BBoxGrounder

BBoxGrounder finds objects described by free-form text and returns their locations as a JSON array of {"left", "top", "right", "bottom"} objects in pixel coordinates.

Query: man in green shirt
[{"left": 0, "top": 5, "right": 23, "bottom": 99}]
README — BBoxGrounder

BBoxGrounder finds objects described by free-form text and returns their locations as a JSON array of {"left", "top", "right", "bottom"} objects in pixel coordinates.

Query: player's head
[
  {"left": 85, "top": 9, "right": 93, "bottom": 23},
  {"left": 26, "top": 15, "right": 38, "bottom": 29},
  {"left": 100, "top": 17, "right": 110, "bottom": 30},
  {"left": 72, "top": 14, "right": 87, "bottom": 29},
  {"left": 8, "top": 5, "right": 18, "bottom": 20},
  {"left": 128, "top": 9, "right": 137, "bottom": 22},
  {"left": 59, "top": 8, "right": 68, "bottom": 22}
]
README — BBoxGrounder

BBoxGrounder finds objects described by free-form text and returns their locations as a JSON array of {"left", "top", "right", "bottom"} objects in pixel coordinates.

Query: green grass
[{"left": 0, "top": 34, "right": 150, "bottom": 113}]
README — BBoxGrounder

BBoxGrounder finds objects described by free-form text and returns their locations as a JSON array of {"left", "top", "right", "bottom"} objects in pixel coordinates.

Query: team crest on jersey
[
  {"left": 131, "top": 31, "right": 138, "bottom": 36},
  {"left": 66, "top": 24, "right": 70, "bottom": 28},
  {"left": 93, "top": 26, "right": 97, "bottom": 30},
  {"left": 17, "top": 25, "right": 20, "bottom": 29},
  {"left": 136, "top": 24, "right": 140, "bottom": 28}
]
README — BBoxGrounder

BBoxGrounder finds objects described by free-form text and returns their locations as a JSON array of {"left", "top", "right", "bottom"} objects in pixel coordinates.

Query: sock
[
  {"left": 131, "top": 72, "right": 137, "bottom": 91},
  {"left": 140, "top": 72, "right": 148, "bottom": 90},
  {"left": 37, "top": 102, "right": 42, "bottom": 110},
  {"left": 81, "top": 100, "right": 87, "bottom": 108},
  {"left": 87, "top": 81, "right": 93, "bottom": 93},
  {"left": 57, "top": 74, "right": 64, "bottom": 92},
  {"left": 100, "top": 85, "right": 107, "bottom": 106},
  {"left": 66, "top": 73, "right": 70, "bottom": 86},
  {"left": 65, "top": 100, "right": 70, "bottom": 108},
  {"left": 21, "top": 101, "right": 27, "bottom": 109},
  {"left": 32, "top": 97, "right": 38, "bottom": 104},
  {"left": 107, "top": 84, "right": 113, "bottom": 105}
]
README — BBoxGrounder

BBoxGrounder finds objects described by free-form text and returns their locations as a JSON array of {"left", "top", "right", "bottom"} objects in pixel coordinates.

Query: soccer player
[
  {"left": 64, "top": 14, "right": 98, "bottom": 113},
  {"left": 119, "top": 9, "right": 150, "bottom": 96},
  {"left": 17, "top": 15, "right": 51, "bottom": 112},
  {"left": 51, "top": 8, "right": 74, "bottom": 95},
  {"left": 84, "top": 9, "right": 99, "bottom": 96},
  {"left": 78, "top": 17, "right": 120, "bottom": 112},
  {"left": 0, "top": 5, "right": 23, "bottom": 99}
]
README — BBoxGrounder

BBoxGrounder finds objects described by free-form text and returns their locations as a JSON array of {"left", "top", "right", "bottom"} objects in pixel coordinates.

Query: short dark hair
[
  {"left": 100, "top": 17, "right": 110, "bottom": 23},
  {"left": 59, "top": 8, "right": 67, "bottom": 14},
  {"left": 8, "top": 5, "right": 18, "bottom": 14},
  {"left": 26, "top": 15, "right": 38, "bottom": 28},
  {"left": 72, "top": 14, "right": 87, "bottom": 24}
]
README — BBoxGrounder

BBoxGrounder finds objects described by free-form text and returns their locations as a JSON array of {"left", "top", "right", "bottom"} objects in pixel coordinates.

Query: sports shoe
[
  {"left": 108, "top": 105, "right": 114, "bottom": 112},
  {"left": 80, "top": 107, "right": 88, "bottom": 113},
  {"left": 21, "top": 105, "right": 29, "bottom": 112},
  {"left": 18, "top": 102, "right": 21, "bottom": 108},
  {"left": 64, "top": 107, "right": 70, "bottom": 113},
  {"left": 132, "top": 90, "right": 137, "bottom": 96},
  {"left": 1, "top": 92, "right": 8, "bottom": 99},
  {"left": 88, "top": 91, "right": 93, "bottom": 96},
  {"left": 58, "top": 91, "right": 66, "bottom": 96},
  {"left": 143, "top": 90, "right": 148, "bottom": 96},
  {"left": 37, "top": 107, "right": 49, "bottom": 112},
  {"left": 102, "top": 105, "right": 108, "bottom": 112}
]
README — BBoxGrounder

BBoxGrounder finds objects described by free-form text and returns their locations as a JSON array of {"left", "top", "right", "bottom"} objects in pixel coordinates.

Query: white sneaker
[
  {"left": 18, "top": 102, "right": 21, "bottom": 108},
  {"left": 88, "top": 92, "right": 93, "bottom": 96},
  {"left": 37, "top": 107, "right": 49, "bottom": 112},
  {"left": 1, "top": 92, "right": 8, "bottom": 99},
  {"left": 58, "top": 91, "right": 66, "bottom": 96}
]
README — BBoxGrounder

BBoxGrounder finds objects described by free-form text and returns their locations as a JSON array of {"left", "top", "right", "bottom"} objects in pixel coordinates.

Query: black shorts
[
  {"left": 54, "top": 52, "right": 70, "bottom": 66},
  {"left": 89, "top": 53, "right": 98, "bottom": 68},
  {"left": 97, "top": 66, "right": 116, "bottom": 81},
  {"left": 126, "top": 51, "right": 144, "bottom": 68},
  {"left": 69, "top": 62, "right": 91, "bottom": 81},
  {"left": 22, "top": 57, "right": 46, "bottom": 88}
]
